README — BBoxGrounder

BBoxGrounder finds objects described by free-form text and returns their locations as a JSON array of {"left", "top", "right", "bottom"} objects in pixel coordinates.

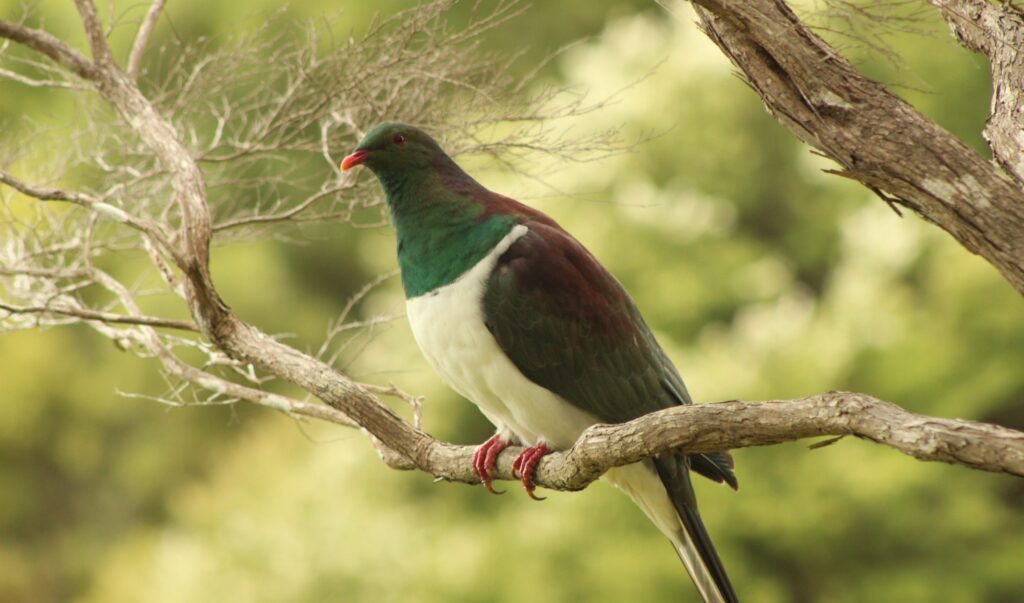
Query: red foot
[
  {"left": 472, "top": 433, "right": 510, "bottom": 495},
  {"left": 511, "top": 443, "right": 551, "bottom": 501}
]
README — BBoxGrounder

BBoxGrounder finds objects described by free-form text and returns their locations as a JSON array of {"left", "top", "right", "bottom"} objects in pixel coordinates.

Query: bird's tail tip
[{"left": 672, "top": 503, "right": 739, "bottom": 603}]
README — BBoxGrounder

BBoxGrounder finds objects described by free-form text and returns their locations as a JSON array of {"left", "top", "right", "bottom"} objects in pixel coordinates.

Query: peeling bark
[
  {"left": 928, "top": 0, "right": 1024, "bottom": 184},
  {"left": 691, "top": 0, "right": 1024, "bottom": 295}
]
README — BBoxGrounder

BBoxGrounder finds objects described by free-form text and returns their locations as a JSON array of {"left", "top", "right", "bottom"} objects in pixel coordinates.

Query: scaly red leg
[
  {"left": 472, "top": 433, "right": 510, "bottom": 495},
  {"left": 511, "top": 443, "right": 550, "bottom": 501}
]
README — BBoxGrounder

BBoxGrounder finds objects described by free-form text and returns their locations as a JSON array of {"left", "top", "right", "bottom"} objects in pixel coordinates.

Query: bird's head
[{"left": 340, "top": 122, "right": 446, "bottom": 179}]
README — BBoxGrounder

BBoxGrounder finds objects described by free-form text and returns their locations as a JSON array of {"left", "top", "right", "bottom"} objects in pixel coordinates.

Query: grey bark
[{"left": 691, "top": 0, "right": 1024, "bottom": 295}]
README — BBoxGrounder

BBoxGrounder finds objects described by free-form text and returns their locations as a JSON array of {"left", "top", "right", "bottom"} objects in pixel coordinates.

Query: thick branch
[
  {"left": 211, "top": 317, "right": 436, "bottom": 462},
  {"left": 926, "top": 0, "right": 1024, "bottom": 183},
  {"left": 58, "top": 29, "right": 222, "bottom": 328},
  {"left": 689, "top": 0, "right": 1024, "bottom": 295},
  {"left": 424, "top": 391, "right": 1024, "bottom": 490},
  {"left": 0, "top": 19, "right": 96, "bottom": 78}
]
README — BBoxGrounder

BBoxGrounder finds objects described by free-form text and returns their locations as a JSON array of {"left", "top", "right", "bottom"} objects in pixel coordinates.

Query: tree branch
[
  {"left": 211, "top": 182, "right": 353, "bottom": 233},
  {"left": 688, "top": 0, "right": 1024, "bottom": 295},
  {"left": 925, "top": 0, "right": 1024, "bottom": 183},
  {"left": 0, "top": 19, "right": 96, "bottom": 78},
  {"left": 0, "top": 301, "right": 197, "bottom": 331},
  {"left": 412, "top": 391, "right": 1024, "bottom": 491},
  {"left": 0, "top": 64, "right": 81, "bottom": 88},
  {"left": 73, "top": 0, "right": 116, "bottom": 67},
  {"left": 0, "top": 169, "right": 178, "bottom": 258},
  {"left": 127, "top": 0, "right": 166, "bottom": 81}
]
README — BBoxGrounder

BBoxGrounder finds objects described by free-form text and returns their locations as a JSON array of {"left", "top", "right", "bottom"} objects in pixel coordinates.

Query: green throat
[{"left": 380, "top": 169, "right": 516, "bottom": 299}]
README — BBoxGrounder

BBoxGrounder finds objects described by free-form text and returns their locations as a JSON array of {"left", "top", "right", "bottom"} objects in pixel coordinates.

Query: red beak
[{"left": 340, "top": 149, "right": 369, "bottom": 171}]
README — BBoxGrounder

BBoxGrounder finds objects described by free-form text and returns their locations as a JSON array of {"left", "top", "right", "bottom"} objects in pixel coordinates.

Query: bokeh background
[{"left": 1, "top": 1, "right": 1022, "bottom": 602}]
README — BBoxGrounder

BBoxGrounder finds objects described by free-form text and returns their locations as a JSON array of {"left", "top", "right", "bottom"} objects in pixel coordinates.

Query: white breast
[{"left": 405, "top": 224, "right": 600, "bottom": 449}]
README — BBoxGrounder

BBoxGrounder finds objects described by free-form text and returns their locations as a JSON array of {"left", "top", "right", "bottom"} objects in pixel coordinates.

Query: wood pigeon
[{"left": 341, "top": 123, "right": 739, "bottom": 602}]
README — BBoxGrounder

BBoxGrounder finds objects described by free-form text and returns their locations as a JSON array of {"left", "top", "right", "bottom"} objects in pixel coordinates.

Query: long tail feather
[
  {"left": 654, "top": 455, "right": 739, "bottom": 603},
  {"left": 604, "top": 460, "right": 739, "bottom": 602}
]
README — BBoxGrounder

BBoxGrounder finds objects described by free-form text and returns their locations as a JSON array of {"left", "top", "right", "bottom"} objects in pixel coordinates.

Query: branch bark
[
  {"left": 127, "top": 0, "right": 166, "bottom": 81},
  {"left": 926, "top": 0, "right": 1024, "bottom": 183},
  {"left": 73, "top": 0, "right": 115, "bottom": 67},
  {"left": 0, "top": 19, "right": 96, "bottom": 78},
  {"left": 419, "top": 392, "right": 1024, "bottom": 490},
  {"left": 689, "top": 0, "right": 1024, "bottom": 295}
]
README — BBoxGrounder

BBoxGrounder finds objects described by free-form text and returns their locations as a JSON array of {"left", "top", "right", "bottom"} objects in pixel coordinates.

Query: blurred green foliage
[{"left": 1, "top": 2, "right": 1021, "bottom": 602}]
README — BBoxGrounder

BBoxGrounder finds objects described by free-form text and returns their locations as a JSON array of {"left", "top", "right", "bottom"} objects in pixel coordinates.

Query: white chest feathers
[{"left": 404, "top": 224, "right": 599, "bottom": 449}]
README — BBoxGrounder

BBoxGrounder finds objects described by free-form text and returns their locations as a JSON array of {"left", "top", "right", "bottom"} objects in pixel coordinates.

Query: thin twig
[
  {"left": 127, "top": 0, "right": 166, "bottom": 80},
  {"left": 0, "top": 301, "right": 197, "bottom": 331},
  {"left": 0, "top": 169, "right": 178, "bottom": 259}
]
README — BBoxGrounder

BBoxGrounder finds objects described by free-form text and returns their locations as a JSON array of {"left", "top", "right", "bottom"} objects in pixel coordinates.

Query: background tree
[{"left": 0, "top": 1, "right": 1021, "bottom": 602}]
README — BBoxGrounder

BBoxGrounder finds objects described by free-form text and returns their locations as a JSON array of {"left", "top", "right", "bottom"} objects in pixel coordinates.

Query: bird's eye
[{"left": 393, "top": 134, "right": 406, "bottom": 145}]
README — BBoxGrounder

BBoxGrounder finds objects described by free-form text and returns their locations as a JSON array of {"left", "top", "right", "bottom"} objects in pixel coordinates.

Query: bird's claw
[
  {"left": 511, "top": 443, "right": 550, "bottom": 501},
  {"left": 472, "top": 433, "right": 510, "bottom": 495}
]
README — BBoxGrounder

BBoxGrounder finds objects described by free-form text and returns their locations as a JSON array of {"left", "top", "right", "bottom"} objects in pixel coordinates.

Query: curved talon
[
  {"left": 511, "top": 443, "right": 550, "bottom": 501},
  {"left": 472, "top": 434, "right": 510, "bottom": 495}
]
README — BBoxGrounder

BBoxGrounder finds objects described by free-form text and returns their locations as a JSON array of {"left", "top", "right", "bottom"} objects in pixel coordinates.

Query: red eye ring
[{"left": 393, "top": 134, "right": 406, "bottom": 145}]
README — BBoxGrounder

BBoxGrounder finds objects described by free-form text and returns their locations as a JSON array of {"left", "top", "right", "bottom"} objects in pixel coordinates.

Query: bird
[{"left": 341, "top": 122, "right": 739, "bottom": 603}]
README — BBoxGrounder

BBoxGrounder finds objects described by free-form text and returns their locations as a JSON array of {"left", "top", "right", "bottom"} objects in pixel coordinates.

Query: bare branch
[
  {"left": 0, "top": 64, "right": 81, "bottom": 88},
  {"left": 408, "top": 392, "right": 1024, "bottom": 491},
  {"left": 73, "top": 0, "right": 116, "bottom": 67},
  {"left": 362, "top": 382, "right": 425, "bottom": 431},
  {"left": 0, "top": 266, "right": 88, "bottom": 278},
  {"left": 0, "top": 19, "right": 96, "bottom": 78},
  {"left": 0, "top": 169, "right": 178, "bottom": 258},
  {"left": 127, "top": 0, "right": 166, "bottom": 80},
  {"left": 686, "top": 0, "right": 1024, "bottom": 295},
  {"left": 0, "top": 169, "right": 105, "bottom": 206},
  {"left": 212, "top": 182, "right": 353, "bottom": 233},
  {"left": 925, "top": 0, "right": 1024, "bottom": 183},
  {"left": 0, "top": 301, "right": 196, "bottom": 331},
  {"left": 77, "top": 269, "right": 359, "bottom": 430}
]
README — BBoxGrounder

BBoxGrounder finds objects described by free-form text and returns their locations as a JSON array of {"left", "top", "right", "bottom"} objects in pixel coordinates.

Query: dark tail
[
  {"left": 690, "top": 451, "right": 739, "bottom": 490},
  {"left": 654, "top": 454, "right": 739, "bottom": 603}
]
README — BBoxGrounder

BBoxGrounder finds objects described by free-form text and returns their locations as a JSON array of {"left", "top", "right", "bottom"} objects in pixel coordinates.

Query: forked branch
[
  {"left": 926, "top": 0, "right": 1024, "bottom": 183},
  {"left": 689, "top": 0, "right": 1024, "bottom": 295}
]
